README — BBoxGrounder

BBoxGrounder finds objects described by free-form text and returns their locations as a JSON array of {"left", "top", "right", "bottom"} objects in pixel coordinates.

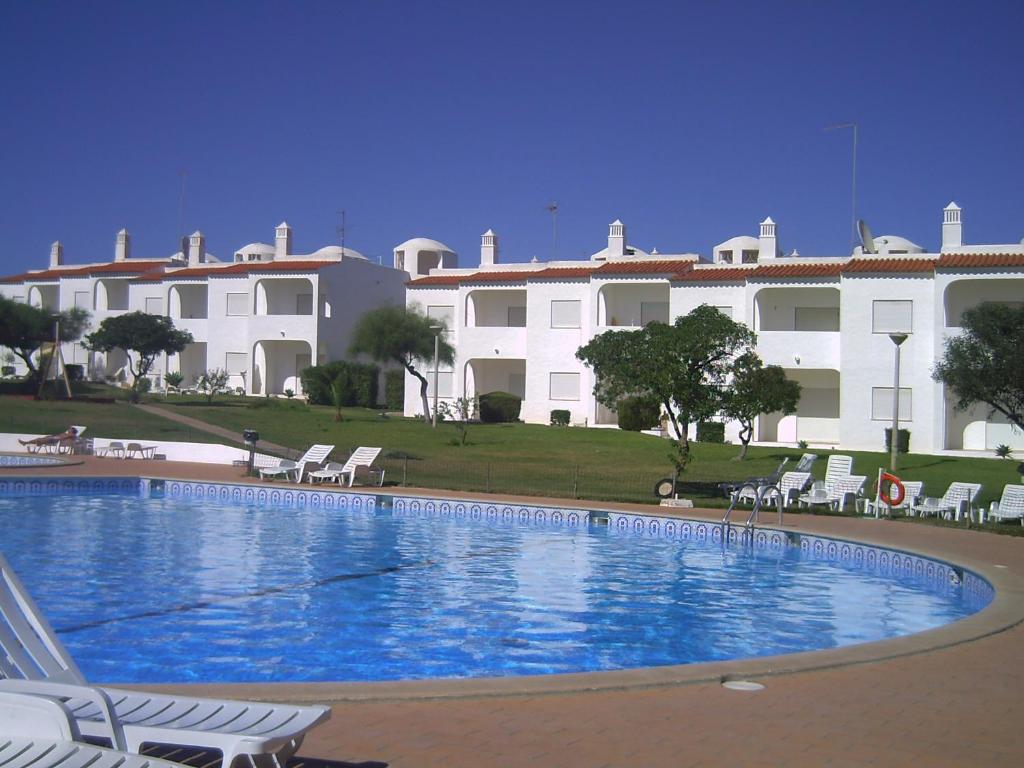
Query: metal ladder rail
[
  {"left": 746, "top": 483, "right": 784, "bottom": 528},
  {"left": 722, "top": 482, "right": 762, "bottom": 529}
]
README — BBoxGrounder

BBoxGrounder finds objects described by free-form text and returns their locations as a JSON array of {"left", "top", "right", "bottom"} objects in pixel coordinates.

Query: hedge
[
  {"left": 479, "top": 391, "right": 521, "bottom": 423},
  {"left": 300, "top": 361, "right": 379, "bottom": 407},
  {"left": 696, "top": 421, "right": 725, "bottom": 443},
  {"left": 384, "top": 369, "right": 405, "bottom": 411},
  {"left": 617, "top": 396, "right": 660, "bottom": 432}
]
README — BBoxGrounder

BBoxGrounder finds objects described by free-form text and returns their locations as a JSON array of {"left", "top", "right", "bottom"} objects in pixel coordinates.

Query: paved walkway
[
  {"left": 6, "top": 456, "right": 1024, "bottom": 766},
  {"left": 132, "top": 403, "right": 295, "bottom": 457}
]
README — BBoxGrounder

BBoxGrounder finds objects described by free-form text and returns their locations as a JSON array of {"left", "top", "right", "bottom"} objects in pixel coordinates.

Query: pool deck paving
[{"left": 7, "top": 456, "right": 1024, "bottom": 767}]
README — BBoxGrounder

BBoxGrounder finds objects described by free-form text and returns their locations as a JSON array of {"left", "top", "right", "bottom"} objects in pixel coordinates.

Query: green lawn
[{"left": 2, "top": 392, "right": 1021, "bottom": 520}]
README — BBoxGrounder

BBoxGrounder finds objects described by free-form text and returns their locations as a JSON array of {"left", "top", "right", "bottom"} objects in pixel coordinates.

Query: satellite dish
[{"left": 858, "top": 219, "right": 876, "bottom": 254}]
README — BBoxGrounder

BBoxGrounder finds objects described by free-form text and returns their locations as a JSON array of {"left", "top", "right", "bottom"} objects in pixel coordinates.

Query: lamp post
[
  {"left": 889, "top": 333, "right": 908, "bottom": 470},
  {"left": 430, "top": 325, "right": 442, "bottom": 428}
]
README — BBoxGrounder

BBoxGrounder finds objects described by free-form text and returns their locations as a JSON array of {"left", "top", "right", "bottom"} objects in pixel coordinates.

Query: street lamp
[
  {"left": 430, "top": 325, "right": 442, "bottom": 428},
  {"left": 889, "top": 333, "right": 908, "bottom": 470}
]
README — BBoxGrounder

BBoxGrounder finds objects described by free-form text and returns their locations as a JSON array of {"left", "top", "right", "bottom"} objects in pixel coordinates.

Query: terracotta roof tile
[
  {"left": 463, "top": 271, "right": 532, "bottom": 283},
  {"left": 135, "top": 260, "right": 335, "bottom": 281},
  {"left": 407, "top": 274, "right": 464, "bottom": 286},
  {"left": 675, "top": 267, "right": 754, "bottom": 282},
  {"left": 842, "top": 258, "right": 937, "bottom": 274},
  {"left": 529, "top": 266, "right": 596, "bottom": 279},
  {"left": 0, "top": 271, "right": 37, "bottom": 284},
  {"left": 752, "top": 262, "right": 843, "bottom": 279},
  {"left": 938, "top": 252, "right": 1024, "bottom": 269},
  {"left": 596, "top": 259, "right": 694, "bottom": 275}
]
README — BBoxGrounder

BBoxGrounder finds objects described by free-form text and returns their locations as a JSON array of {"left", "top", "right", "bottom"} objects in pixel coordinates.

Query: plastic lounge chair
[
  {"left": 337, "top": 447, "right": 385, "bottom": 487},
  {"left": 0, "top": 554, "right": 330, "bottom": 768},
  {"left": 823, "top": 454, "right": 853, "bottom": 489},
  {"left": 305, "top": 461, "right": 347, "bottom": 484},
  {"left": 863, "top": 480, "right": 924, "bottom": 517},
  {"left": 98, "top": 441, "right": 125, "bottom": 459},
  {"left": 0, "top": 691, "right": 183, "bottom": 768},
  {"left": 799, "top": 474, "right": 866, "bottom": 512},
  {"left": 720, "top": 457, "right": 789, "bottom": 499},
  {"left": 258, "top": 444, "right": 334, "bottom": 483},
  {"left": 124, "top": 443, "right": 156, "bottom": 460},
  {"left": 794, "top": 453, "right": 818, "bottom": 473},
  {"left": 732, "top": 471, "right": 810, "bottom": 507},
  {"left": 909, "top": 482, "right": 982, "bottom": 521},
  {"left": 988, "top": 484, "right": 1024, "bottom": 525}
]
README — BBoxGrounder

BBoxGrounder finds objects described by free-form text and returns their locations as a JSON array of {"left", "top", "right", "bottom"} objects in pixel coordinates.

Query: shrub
[
  {"left": 884, "top": 427, "right": 911, "bottom": 454},
  {"left": 300, "top": 361, "right": 379, "bottom": 407},
  {"left": 384, "top": 369, "right": 404, "bottom": 410},
  {"left": 164, "top": 371, "right": 184, "bottom": 389},
  {"left": 616, "top": 396, "right": 660, "bottom": 432},
  {"left": 995, "top": 444, "right": 1012, "bottom": 459},
  {"left": 550, "top": 409, "right": 571, "bottom": 426},
  {"left": 64, "top": 364, "right": 84, "bottom": 382},
  {"left": 479, "top": 391, "right": 521, "bottom": 423},
  {"left": 696, "top": 421, "right": 726, "bottom": 443}
]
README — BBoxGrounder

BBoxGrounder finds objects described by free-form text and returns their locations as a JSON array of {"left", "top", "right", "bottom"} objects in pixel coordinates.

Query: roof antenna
[
  {"left": 544, "top": 202, "right": 558, "bottom": 259},
  {"left": 177, "top": 169, "right": 188, "bottom": 245},
  {"left": 336, "top": 209, "right": 347, "bottom": 255},
  {"left": 825, "top": 122, "right": 858, "bottom": 252}
]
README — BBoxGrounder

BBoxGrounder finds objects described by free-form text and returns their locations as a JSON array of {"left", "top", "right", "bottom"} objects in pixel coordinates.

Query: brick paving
[{"left": 6, "top": 455, "right": 1024, "bottom": 766}]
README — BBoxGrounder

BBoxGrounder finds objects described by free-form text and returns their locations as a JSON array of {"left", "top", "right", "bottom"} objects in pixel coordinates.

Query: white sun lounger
[
  {"left": 0, "top": 691, "right": 184, "bottom": 768},
  {"left": 306, "top": 447, "right": 384, "bottom": 487},
  {"left": 258, "top": 444, "right": 334, "bottom": 483},
  {"left": 988, "top": 484, "right": 1024, "bottom": 524},
  {"left": 0, "top": 554, "right": 330, "bottom": 768}
]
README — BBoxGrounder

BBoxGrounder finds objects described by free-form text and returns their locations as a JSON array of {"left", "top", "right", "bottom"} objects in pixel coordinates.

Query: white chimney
[
  {"left": 115, "top": 229, "right": 131, "bottom": 261},
  {"left": 942, "top": 202, "right": 962, "bottom": 249},
  {"left": 608, "top": 220, "right": 626, "bottom": 258},
  {"left": 758, "top": 217, "right": 779, "bottom": 260},
  {"left": 188, "top": 230, "right": 206, "bottom": 266},
  {"left": 481, "top": 229, "right": 498, "bottom": 266},
  {"left": 274, "top": 221, "right": 292, "bottom": 259},
  {"left": 49, "top": 241, "right": 63, "bottom": 269}
]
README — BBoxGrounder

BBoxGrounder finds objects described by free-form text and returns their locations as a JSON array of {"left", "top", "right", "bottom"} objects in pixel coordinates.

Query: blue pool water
[{"left": 1, "top": 488, "right": 990, "bottom": 684}]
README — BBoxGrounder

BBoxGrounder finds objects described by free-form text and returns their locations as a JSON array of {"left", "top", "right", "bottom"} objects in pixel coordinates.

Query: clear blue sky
[{"left": 1, "top": 0, "right": 1021, "bottom": 274}]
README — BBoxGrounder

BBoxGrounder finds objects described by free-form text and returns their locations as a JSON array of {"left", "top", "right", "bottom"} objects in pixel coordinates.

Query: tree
[
  {"left": 197, "top": 368, "right": 230, "bottom": 403},
  {"left": 933, "top": 302, "right": 1024, "bottom": 433},
  {"left": 577, "top": 305, "right": 756, "bottom": 473},
  {"left": 85, "top": 312, "right": 193, "bottom": 400},
  {"left": 0, "top": 296, "right": 89, "bottom": 382},
  {"left": 349, "top": 304, "right": 454, "bottom": 423},
  {"left": 721, "top": 352, "right": 801, "bottom": 460}
]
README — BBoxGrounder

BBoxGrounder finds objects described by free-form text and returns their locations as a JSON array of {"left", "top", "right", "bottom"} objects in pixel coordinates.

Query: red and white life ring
[{"left": 879, "top": 472, "right": 905, "bottom": 507}]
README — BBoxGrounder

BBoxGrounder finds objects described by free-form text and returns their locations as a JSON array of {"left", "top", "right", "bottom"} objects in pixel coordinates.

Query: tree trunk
[
  {"left": 736, "top": 422, "right": 752, "bottom": 460},
  {"left": 407, "top": 365, "right": 432, "bottom": 422}
]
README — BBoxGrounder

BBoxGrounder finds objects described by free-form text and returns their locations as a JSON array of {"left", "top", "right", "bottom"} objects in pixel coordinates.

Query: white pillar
[
  {"left": 115, "top": 229, "right": 131, "bottom": 261},
  {"left": 942, "top": 202, "right": 962, "bottom": 249},
  {"left": 481, "top": 229, "right": 498, "bottom": 266},
  {"left": 608, "top": 220, "right": 626, "bottom": 258},
  {"left": 758, "top": 217, "right": 778, "bottom": 260}
]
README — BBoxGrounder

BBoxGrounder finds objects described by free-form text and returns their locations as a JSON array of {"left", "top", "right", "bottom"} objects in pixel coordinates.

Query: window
[
  {"left": 550, "top": 372, "right": 580, "bottom": 400},
  {"left": 226, "top": 293, "right": 248, "bottom": 316},
  {"left": 145, "top": 297, "right": 164, "bottom": 315},
  {"left": 12, "top": 295, "right": 25, "bottom": 303},
  {"left": 551, "top": 299, "right": 581, "bottom": 328},
  {"left": 794, "top": 307, "right": 840, "bottom": 332},
  {"left": 395, "top": 250, "right": 405, "bottom": 270},
  {"left": 718, "top": 250, "right": 733, "bottom": 264},
  {"left": 713, "top": 306, "right": 733, "bottom": 319},
  {"left": 425, "top": 371, "right": 453, "bottom": 398},
  {"left": 296, "top": 293, "right": 313, "bottom": 315},
  {"left": 508, "top": 373, "right": 526, "bottom": 399},
  {"left": 640, "top": 301, "right": 669, "bottom": 326},
  {"left": 872, "top": 300, "right": 913, "bottom": 334},
  {"left": 225, "top": 352, "right": 248, "bottom": 375},
  {"left": 741, "top": 249, "right": 759, "bottom": 264},
  {"left": 234, "top": 254, "right": 243, "bottom": 262},
  {"left": 427, "top": 304, "right": 455, "bottom": 330},
  {"left": 507, "top": 305, "right": 526, "bottom": 327},
  {"left": 74, "top": 291, "right": 90, "bottom": 309},
  {"left": 871, "top": 387, "right": 912, "bottom": 421}
]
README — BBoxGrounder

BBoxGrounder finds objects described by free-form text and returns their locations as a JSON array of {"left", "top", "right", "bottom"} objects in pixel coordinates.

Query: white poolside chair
[
  {"left": 338, "top": 446, "right": 385, "bottom": 487},
  {"left": 258, "top": 444, "right": 334, "bottom": 483},
  {"left": 909, "top": 482, "right": 982, "bottom": 522},
  {"left": 98, "top": 441, "right": 125, "bottom": 459},
  {"left": 732, "top": 471, "right": 811, "bottom": 508},
  {"left": 0, "top": 691, "right": 184, "bottom": 768},
  {"left": 305, "top": 461, "right": 347, "bottom": 484},
  {"left": 823, "top": 454, "right": 853, "bottom": 489},
  {"left": 988, "top": 484, "right": 1024, "bottom": 525},
  {"left": 799, "top": 474, "right": 866, "bottom": 513},
  {"left": 0, "top": 554, "right": 330, "bottom": 768},
  {"left": 863, "top": 480, "right": 924, "bottom": 517}
]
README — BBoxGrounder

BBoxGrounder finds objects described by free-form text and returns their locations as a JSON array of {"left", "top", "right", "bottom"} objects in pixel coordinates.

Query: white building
[
  {"left": 404, "top": 203, "right": 1024, "bottom": 454},
  {"left": 0, "top": 223, "right": 410, "bottom": 395}
]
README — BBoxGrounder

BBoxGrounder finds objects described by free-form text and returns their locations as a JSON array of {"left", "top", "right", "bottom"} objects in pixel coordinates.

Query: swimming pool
[{"left": 0, "top": 479, "right": 992, "bottom": 684}]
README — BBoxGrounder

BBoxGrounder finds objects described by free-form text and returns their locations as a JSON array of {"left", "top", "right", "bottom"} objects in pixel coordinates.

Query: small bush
[
  {"left": 479, "top": 391, "right": 521, "bottom": 423},
  {"left": 550, "top": 409, "right": 571, "bottom": 426},
  {"left": 696, "top": 421, "right": 725, "bottom": 443},
  {"left": 884, "top": 427, "right": 911, "bottom": 454},
  {"left": 64, "top": 364, "right": 84, "bottom": 382},
  {"left": 995, "top": 444, "right": 1012, "bottom": 459},
  {"left": 300, "top": 361, "right": 379, "bottom": 407},
  {"left": 617, "top": 396, "right": 660, "bottom": 432},
  {"left": 384, "top": 369, "right": 404, "bottom": 410}
]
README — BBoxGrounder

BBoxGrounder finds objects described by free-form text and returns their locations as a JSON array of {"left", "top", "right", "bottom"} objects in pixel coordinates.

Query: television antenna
[
  {"left": 544, "top": 202, "right": 558, "bottom": 258},
  {"left": 825, "top": 122, "right": 858, "bottom": 252},
  {"left": 336, "top": 209, "right": 347, "bottom": 254}
]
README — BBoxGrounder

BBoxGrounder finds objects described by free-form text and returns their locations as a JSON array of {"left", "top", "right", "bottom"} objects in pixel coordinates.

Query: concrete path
[{"left": 132, "top": 403, "right": 295, "bottom": 458}]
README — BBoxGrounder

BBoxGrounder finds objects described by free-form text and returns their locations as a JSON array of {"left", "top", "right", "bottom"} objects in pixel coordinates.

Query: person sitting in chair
[{"left": 19, "top": 426, "right": 79, "bottom": 450}]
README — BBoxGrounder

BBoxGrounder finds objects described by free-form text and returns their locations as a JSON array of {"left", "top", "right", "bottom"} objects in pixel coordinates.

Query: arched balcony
[
  {"left": 27, "top": 285, "right": 58, "bottom": 311},
  {"left": 252, "top": 339, "right": 313, "bottom": 396},
  {"left": 94, "top": 279, "right": 129, "bottom": 311},
  {"left": 596, "top": 283, "right": 669, "bottom": 327},
  {"left": 254, "top": 278, "right": 315, "bottom": 316},
  {"left": 168, "top": 283, "right": 209, "bottom": 319},
  {"left": 753, "top": 286, "right": 840, "bottom": 370}
]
